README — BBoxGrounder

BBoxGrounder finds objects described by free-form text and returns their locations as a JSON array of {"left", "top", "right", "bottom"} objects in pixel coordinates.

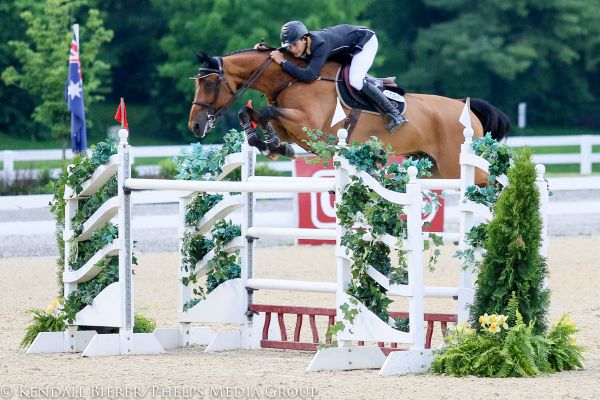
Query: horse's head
[{"left": 188, "top": 52, "right": 235, "bottom": 138}]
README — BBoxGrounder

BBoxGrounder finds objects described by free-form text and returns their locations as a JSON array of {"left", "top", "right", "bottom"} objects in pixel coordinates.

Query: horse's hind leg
[
  {"left": 258, "top": 108, "right": 295, "bottom": 159},
  {"left": 238, "top": 105, "right": 268, "bottom": 154}
]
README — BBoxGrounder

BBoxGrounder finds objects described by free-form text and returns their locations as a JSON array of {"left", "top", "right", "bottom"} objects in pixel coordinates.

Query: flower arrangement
[
  {"left": 21, "top": 298, "right": 66, "bottom": 348},
  {"left": 431, "top": 299, "right": 584, "bottom": 377}
]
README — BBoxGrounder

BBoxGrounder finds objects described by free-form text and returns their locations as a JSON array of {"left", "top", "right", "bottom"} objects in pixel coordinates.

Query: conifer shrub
[{"left": 469, "top": 148, "right": 549, "bottom": 334}]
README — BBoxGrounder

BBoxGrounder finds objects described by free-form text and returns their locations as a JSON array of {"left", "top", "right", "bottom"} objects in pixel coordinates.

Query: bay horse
[{"left": 188, "top": 48, "right": 510, "bottom": 181}]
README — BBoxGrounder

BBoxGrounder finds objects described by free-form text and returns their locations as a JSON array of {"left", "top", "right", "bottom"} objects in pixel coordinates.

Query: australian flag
[{"left": 65, "top": 24, "right": 87, "bottom": 153}]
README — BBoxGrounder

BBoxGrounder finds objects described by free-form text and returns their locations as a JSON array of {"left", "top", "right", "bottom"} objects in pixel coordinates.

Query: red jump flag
[
  {"left": 114, "top": 98, "right": 129, "bottom": 130},
  {"left": 246, "top": 100, "right": 257, "bottom": 128}
]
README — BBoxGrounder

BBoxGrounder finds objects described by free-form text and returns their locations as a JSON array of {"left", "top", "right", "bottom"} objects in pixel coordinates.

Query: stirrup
[{"left": 386, "top": 115, "right": 408, "bottom": 133}]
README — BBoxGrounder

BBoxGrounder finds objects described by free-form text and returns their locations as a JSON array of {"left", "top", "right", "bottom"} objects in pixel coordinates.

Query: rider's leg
[{"left": 350, "top": 35, "right": 407, "bottom": 132}]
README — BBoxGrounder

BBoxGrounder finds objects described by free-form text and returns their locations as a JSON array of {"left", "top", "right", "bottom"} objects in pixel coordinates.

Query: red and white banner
[{"left": 294, "top": 156, "right": 445, "bottom": 245}]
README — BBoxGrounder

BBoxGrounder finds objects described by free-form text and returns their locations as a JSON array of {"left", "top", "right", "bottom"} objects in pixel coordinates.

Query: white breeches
[{"left": 348, "top": 35, "right": 378, "bottom": 90}]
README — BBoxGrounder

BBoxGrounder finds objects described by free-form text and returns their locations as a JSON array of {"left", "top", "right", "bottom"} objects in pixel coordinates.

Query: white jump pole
[
  {"left": 457, "top": 109, "right": 476, "bottom": 323},
  {"left": 240, "top": 140, "right": 256, "bottom": 349},
  {"left": 124, "top": 178, "right": 334, "bottom": 193}
]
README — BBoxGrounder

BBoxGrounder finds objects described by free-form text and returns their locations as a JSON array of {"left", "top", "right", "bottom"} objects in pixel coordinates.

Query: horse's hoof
[
  {"left": 267, "top": 153, "right": 280, "bottom": 161},
  {"left": 283, "top": 144, "right": 296, "bottom": 159}
]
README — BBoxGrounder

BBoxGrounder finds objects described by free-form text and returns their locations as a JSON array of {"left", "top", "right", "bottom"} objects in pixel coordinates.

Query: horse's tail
[{"left": 462, "top": 98, "right": 511, "bottom": 141}]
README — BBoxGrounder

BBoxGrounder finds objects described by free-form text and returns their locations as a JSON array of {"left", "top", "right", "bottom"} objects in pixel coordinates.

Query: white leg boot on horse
[
  {"left": 238, "top": 104, "right": 295, "bottom": 160},
  {"left": 238, "top": 105, "right": 269, "bottom": 154},
  {"left": 259, "top": 109, "right": 295, "bottom": 160}
]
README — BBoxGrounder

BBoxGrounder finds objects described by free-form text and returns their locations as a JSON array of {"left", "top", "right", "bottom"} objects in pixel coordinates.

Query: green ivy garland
[
  {"left": 184, "top": 193, "right": 224, "bottom": 227},
  {"left": 455, "top": 135, "right": 512, "bottom": 271},
  {"left": 174, "top": 129, "right": 244, "bottom": 180},
  {"left": 46, "top": 136, "right": 143, "bottom": 324},
  {"left": 62, "top": 256, "right": 119, "bottom": 323},
  {"left": 176, "top": 130, "right": 245, "bottom": 311},
  {"left": 69, "top": 223, "right": 118, "bottom": 270},
  {"left": 182, "top": 220, "right": 241, "bottom": 311},
  {"left": 50, "top": 136, "right": 119, "bottom": 294},
  {"left": 304, "top": 129, "right": 441, "bottom": 338},
  {"left": 464, "top": 133, "right": 511, "bottom": 208}
]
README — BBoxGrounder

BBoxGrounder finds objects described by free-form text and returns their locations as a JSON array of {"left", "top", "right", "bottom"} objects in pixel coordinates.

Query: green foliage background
[{"left": 2, "top": 0, "right": 600, "bottom": 145}]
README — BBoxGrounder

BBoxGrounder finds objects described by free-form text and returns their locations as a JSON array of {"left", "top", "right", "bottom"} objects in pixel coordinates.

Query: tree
[
  {"left": 1, "top": 0, "right": 113, "bottom": 142},
  {"left": 402, "top": 0, "right": 600, "bottom": 126},
  {"left": 0, "top": 2, "right": 37, "bottom": 139},
  {"left": 469, "top": 148, "right": 549, "bottom": 334},
  {"left": 362, "top": 0, "right": 439, "bottom": 78}
]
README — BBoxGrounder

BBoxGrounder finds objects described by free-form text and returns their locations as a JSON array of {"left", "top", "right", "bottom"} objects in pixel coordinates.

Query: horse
[{"left": 188, "top": 48, "right": 510, "bottom": 182}]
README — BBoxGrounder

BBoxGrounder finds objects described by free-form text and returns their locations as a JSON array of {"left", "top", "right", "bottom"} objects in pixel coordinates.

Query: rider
[{"left": 269, "top": 21, "right": 407, "bottom": 132}]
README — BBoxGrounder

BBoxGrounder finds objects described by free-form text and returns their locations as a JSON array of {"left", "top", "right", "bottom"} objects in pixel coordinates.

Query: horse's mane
[{"left": 225, "top": 43, "right": 278, "bottom": 56}]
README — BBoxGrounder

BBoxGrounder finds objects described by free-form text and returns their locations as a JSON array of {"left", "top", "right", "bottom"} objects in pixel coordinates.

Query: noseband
[{"left": 191, "top": 55, "right": 273, "bottom": 129}]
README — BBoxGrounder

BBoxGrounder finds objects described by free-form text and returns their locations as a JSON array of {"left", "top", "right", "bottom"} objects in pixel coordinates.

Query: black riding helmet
[{"left": 280, "top": 21, "right": 308, "bottom": 48}]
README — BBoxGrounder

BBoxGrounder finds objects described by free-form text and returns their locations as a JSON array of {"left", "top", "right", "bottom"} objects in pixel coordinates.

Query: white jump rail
[{"left": 4, "top": 134, "right": 598, "bottom": 188}]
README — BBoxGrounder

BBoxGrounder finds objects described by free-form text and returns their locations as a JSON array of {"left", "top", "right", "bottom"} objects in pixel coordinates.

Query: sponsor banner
[{"left": 294, "top": 156, "right": 444, "bottom": 245}]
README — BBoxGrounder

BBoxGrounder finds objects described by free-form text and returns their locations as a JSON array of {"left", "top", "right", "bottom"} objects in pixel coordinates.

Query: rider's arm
[{"left": 281, "top": 42, "right": 328, "bottom": 82}]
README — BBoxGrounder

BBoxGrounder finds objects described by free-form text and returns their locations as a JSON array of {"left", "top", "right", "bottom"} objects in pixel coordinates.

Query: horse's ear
[{"left": 196, "top": 51, "right": 210, "bottom": 65}]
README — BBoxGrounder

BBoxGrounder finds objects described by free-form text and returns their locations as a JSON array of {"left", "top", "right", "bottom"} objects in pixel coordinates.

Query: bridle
[{"left": 191, "top": 55, "right": 273, "bottom": 130}]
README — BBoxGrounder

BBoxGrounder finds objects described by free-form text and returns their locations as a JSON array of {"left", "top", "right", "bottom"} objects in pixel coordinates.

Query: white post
[
  {"left": 178, "top": 195, "right": 194, "bottom": 346},
  {"left": 406, "top": 166, "right": 425, "bottom": 350},
  {"left": 535, "top": 164, "right": 549, "bottom": 258},
  {"left": 240, "top": 141, "right": 255, "bottom": 348},
  {"left": 580, "top": 135, "right": 592, "bottom": 175},
  {"left": 2, "top": 150, "right": 14, "bottom": 187},
  {"left": 517, "top": 102, "right": 527, "bottom": 129},
  {"left": 334, "top": 128, "right": 352, "bottom": 348},
  {"left": 117, "top": 128, "right": 134, "bottom": 354},
  {"left": 63, "top": 169, "right": 78, "bottom": 352},
  {"left": 457, "top": 127, "right": 476, "bottom": 323}
]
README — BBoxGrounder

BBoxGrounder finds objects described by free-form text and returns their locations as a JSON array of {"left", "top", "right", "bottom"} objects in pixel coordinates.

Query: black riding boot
[{"left": 359, "top": 81, "right": 407, "bottom": 133}]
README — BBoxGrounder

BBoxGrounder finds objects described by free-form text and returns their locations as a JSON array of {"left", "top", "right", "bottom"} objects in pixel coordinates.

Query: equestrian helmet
[{"left": 280, "top": 21, "right": 308, "bottom": 47}]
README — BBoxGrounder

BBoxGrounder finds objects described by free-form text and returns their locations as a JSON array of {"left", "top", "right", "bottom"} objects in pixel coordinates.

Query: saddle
[{"left": 336, "top": 65, "right": 407, "bottom": 115}]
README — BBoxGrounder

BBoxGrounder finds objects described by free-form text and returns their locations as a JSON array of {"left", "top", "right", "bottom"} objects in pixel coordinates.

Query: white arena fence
[
  {"left": 25, "top": 127, "right": 550, "bottom": 376},
  {"left": 2, "top": 134, "right": 600, "bottom": 187}
]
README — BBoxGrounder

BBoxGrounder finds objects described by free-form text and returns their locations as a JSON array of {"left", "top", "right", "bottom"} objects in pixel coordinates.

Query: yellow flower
[
  {"left": 570, "top": 337, "right": 577, "bottom": 344},
  {"left": 562, "top": 315, "right": 575, "bottom": 327},
  {"left": 46, "top": 305, "right": 55, "bottom": 314},
  {"left": 455, "top": 321, "right": 475, "bottom": 335},
  {"left": 479, "top": 313, "right": 490, "bottom": 325},
  {"left": 50, "top": 299, "right": 59, "bottom": 308},
  {"left": 489, "top": 314, "right": 498, "bottom": 324},
  {"left": 487, "top": 323, "right": 500, "bottom": 334},
  {"left": 497, "top": 314, "right": 509, "bottom": 330}
]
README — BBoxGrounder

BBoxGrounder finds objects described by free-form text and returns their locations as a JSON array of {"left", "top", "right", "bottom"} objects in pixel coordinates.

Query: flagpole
[{"left": 120, "top": 98, "right": 125, "bottom": 129}]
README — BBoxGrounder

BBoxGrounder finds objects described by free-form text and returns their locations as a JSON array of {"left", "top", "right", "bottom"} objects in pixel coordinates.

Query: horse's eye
[{"left": 205, "top": 80, "right": 214, "bottom": 89}]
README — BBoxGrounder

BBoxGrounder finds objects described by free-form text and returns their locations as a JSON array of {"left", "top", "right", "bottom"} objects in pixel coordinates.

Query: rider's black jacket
[{"left": 281, "top": 24, "right": 375, "bottom": 82}]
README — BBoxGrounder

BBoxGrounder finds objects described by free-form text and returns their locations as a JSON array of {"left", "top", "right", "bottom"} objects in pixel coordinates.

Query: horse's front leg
[
  {"left": 238, "top": 105, "right": 269, "bottom": 154},
  {"left": 258, "top": 108, "right": 295, "bottom": 159}
]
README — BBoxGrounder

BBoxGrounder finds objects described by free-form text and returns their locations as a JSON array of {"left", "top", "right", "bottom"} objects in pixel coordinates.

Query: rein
[{"left": 191, "top": 55, "right": 273, "bottom": 128}]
